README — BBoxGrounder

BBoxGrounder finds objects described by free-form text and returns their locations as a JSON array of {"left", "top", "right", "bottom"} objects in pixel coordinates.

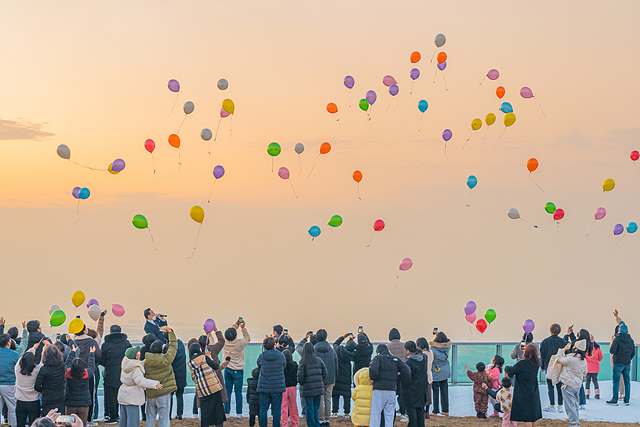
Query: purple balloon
[
  {"left": 111, "top": 158, "right": 125, "bottom": 172},
  {"left": 464, "top": 301, "right": 476, "bottom": 315},
  {"left": 203, "top": 318, "right": 216, "bottom": 334},
  {"left": 523, "top": 319, "right": 535, "bottom": 334},
  {"left": 520, "top": 86, "right": 534, "bottom": 99},
  {"left": 168, "top": 79, "right": 180, "bottom": 93},
  {"left": 410, "top": 68, "right": 420, "bottom": 80},
  {"left": 382, "top": 75, "right": 397, "bottom": 87},
  {"left": 437, "top": 61, "right": 447, "bottom": 71},
  {"left": 344, "top": 75, "right": 355, "bottom": 89},
  {"left": 366, "top": 90, "right": 377, "bottom": 105},
  {"left": 442, "top": 129, "right": 453, "bottom": 142},
  {"left": 486, "top": 69, "right": 500, "bottom": 80},
  {"left": 72, "top": 186, "right": 81, "bottom": 199},
  {"left": 86, "top": 298, "right": 99, "bottom": 309},
  {"left": 388, "top": 84, "right": 399, "bottom": 96},
  {"left": 213, "top": 165, "right": 225, "bottom": 179},
  {"left": 613, "top": 224, "right": 624, "bottom": 236}
]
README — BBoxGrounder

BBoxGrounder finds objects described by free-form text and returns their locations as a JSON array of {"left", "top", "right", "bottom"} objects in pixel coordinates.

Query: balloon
[
  {"left": 602, "top": 178, "right": 615, "bottom": 192},
  {"left": 190, "top": 205, "right": 205, "bottom": 224},
  {"left": 504, "top": 113, "right": 517, "bottom": 127},
  {"left": 353, "top": 170, "right": 363, "bottom": 183},
  {"left": 627, "top": 222, "right": 638, "bottom": 234},
  {"left": 507, "top": 208, "right": 521, "bottom": 220},
  {"left": 112, "top": 304, "right": 126, "bottom": 317},
  {"left": 201, "top": 128, "right": 213, "bottom": 141},
  {"left": 410, "top": 51, "right": 421, "bottom": 63},
  {"left": 382, "top": 75, "right": 397, "bottom": 86},
  {"left": 466, "top": 175, "right": 478, "bottom": 189},
  {"left": 132, "top": 214, "right": 148, "bottom": 229},
  {"left": 294, "top": 143, "right": 305, "bottom": 155},
  {"left": 144, "top": 139, "right": 155, "bottom": 153},
  {"left": 328, "top": 215, "right": 343, "bottom": 227},
  {"left": 203, "top": 318, "right": 216, "bottom": 334},
  {"left": 72, "top": 187, "right": 81, "bottom": 199},
  {"left": 71, "top": 290, "right": 85, "bottom": 308},
  {"left": 486, "top": 69, "right": 500, "bottom": 80},
  {"left": 308, "top": 225, "right": 321, "bottom": 239},
  {"left": 614, "top": 224, "right": 624, "bottom": 236},
  {"left": 434, "top": 33, "right": 446, "bottom": 47},
  {"left": 168, "top": 133, "right": 181, "bottom": 148},
  {"left": 183, "top": 101, "right": 195, "bottom": 115},
  {"left": 464, "top": 301, "right": 476, "bottom": 315},
  {"left": 520, "top": 87, "right": 534, "bottom": 99},
  {"left": 222, "top": 99, "right": 235, "bottom": 114},
  {"left": 442, "top": 129, "right": 452, "bottom": 142},
  {"left": 500, "top": 102, "right": 513, "bottom": 113},
  {"left": 409, "top": 68, "right": 420, "bottom": 80},
  {"left": 465, "top": 313, "right": 476, "bottom": 324},
  {"left": 544, "top": 202, "right": 557, "bottom": 214},
  {"left": 213, "top": 165, "right": 225, "bottom": 179},
  {"left": 49, "top": 304, "right": 60, "bottom": 315},
  {"left": 107, "top": 163, "right": 117, "bottom": 175},
  {"left": 471, "top": 119, "right": 482, "bottom": 131},
  {"left": 49, "top": 310, "right": 66, "bottom": 327},
  {"left": 277, "top": 167, "right": 290, "bottom": 180},
  {"left": 168, "top": 79, "right": 180, "bottom": 92},
  {"left": 344, "top": 75, "right": 355, "bottom": 89},
  {"left": 594, "top": 207, "right": 606, "bottom": 220},
  {"left": 437, "top": 62, "right": 447, "bottom": 71},
  {"left": 476, "top": 319, "right": 488, "bottom": 334},
  {"left": 631, "top": 150, "right": 640, "bottom": 161},
  {"left": 553, "top": 208, "right": 565, "bottom": 221},
  {"left": 56, "top": 144, "right": 71, "bottom": 160},
  {"left": 373, "top": 219, "right": 385, "bottom": 232},
  {"left": 484, "top": 309, "right": 497, "bottom": 324},
  {"left": 485, "top": 113, "right": 496, "bottom": 126},
  {"left": 436, "top": 51, "right": 447, "bottom": 64},
  {"left": 496, "top": 86, "right": 505, "bottom": 99},
  {"left": 527, "top": 158, "right": 539, "bottom": 173},
  {"left": 217, "top": 78, "right": 229, "bottom": 90},
  {"left": 326, "top": 103, "right": 338, "bottom": 114},
  {"left": 418, "top": 100, "right": 429, "bottom": 113},
  {"left": 389, "top": 84, "right": 399, "bottom": 96},
  {"left": 86, "top": 298, "right": 99, "bottom": 308},
  {"left": 88, "top": 305, "right": 102, "bottom": 322},
  {"left": 267, "top": 142, "right": 282, "bottom": 157},
  {"left": 399, "top": 257, "right": 413, "bottom": 271},
  {"left": 366, "top": 90, "right": 377, "bottom": 105},
  {"left": 358, "top": 98, "right": 369, "bottom": 111},
  {"left": 320, "top": 142, "right": 331, "bottom": 155},
  {"left": 523, "top": 319, "right": 535, "bottom": 334},
  {"left": 79, "top": 187, "right": 90, "bottom": 200},
  {"left": 220, "top": 108, "right": 230, "bottom": 118},
  {"left": 68, "top": 318, "right": 85, "bottom": 335},
  {"left": 111, "top": 159, "right": 125, "bottom": 173}
]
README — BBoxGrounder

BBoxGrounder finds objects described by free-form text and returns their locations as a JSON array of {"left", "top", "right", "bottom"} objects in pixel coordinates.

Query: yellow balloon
[
  {"left": 68, "top": 318, "right": 85, "bottom": 335},
  {"left": 603, "top": 178, "right": 616, "bottom": 192},
  {"left": 471, "top": 119, "right": 482, "bottom": 131},
  {"left": 504, "top": 112, "right": 517, "bottom": 127},
  {"left": 485, "top": 113, "right": 496, "bottom": 126},
  {"left": 71, "top": 290, "right": 85, "bottom": 308},
  {"left": 190, "top": 205, "right": 205, "bottom": 224},
  {"left": 222, "top": 99, "right": 235, "bottom": 115}
]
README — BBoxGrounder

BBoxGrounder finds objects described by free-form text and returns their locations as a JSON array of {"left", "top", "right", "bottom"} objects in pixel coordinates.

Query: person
[
  {"left": 257, "top": 337, "right": 286, "bottom": 427},
  {"left": 351, "top": 368, "right": 372, "bottom": 427},
  {"left": 15, "top": 346, "right": 42, "bottom": 427},
  {"left": 246, "top": 368, "right": 260, "bottom": 427},
  {"left": 313, "top": 329, "right": 338, "bottom": 425},
  {"left": 332, "top": 333, "right": 356, "bottom": 417},
  {"left": 511, "top": 332, "right": 540, "bottom": 364},
  {"left": 368, "top": 344, "right": 410, "bottom": 427},
  {"left": 297, "top": 341, "right": 326, "bottom": 427},
  {"left": 205, "top": 328, "right": 228, "bottom": 412},
  {"left": 585, "top": 336, "right": 603, "bottom": 400},
  {"left": 64, "top": 345, "right": 96, "bottom": 425},
  {"left": 144, "top": 327, "right": 177, "bottom": 427},
  {"left": 35, "top": 345, "right": 66, "bottom": 415},
  {"left": 415, "top": 338, "right": 433, "bottom": 419},
  {"left": 117, "top": 346, "right": 161, "bottom": 427},
  {"left": 612, "top": 309, "right": 626, "bottom": 400},
  {"left": 273, "top": 326, "right": 295, "bottom": 354},
  {"left": 607, "top": 322, "right": 635, "bottom": 406},
  {"left": 222, "top": 318, "right": 250, "bottom": 416},
  {"left": 496, "top": 377, "right": 516, "bottom": 427},
  {"left": 485, "top": 355, "right": 504, "bottom": 417},
  {"left": 506, "top": 344, "right": 542, "bottom": 426},
  {"left": 465, "top": 362, "right": 490, "bottom": 418},
  {"left": 386, "top": 328, "right": 406, "bottom": 419},
  {"left": 72, "top": 321, "right": 102, "bottom": 422},
  {"left": 539, "top": 323, "right": 566, "bottom": 413},
  {"left": 100, "top": 325, "right": 131, "bottom": 423},
  {"left": 188, "top": 342, "right": 227, "bottom": 427},
  {"left": 281, "top": 349, "right": 299, "bottom": 427},
  {"left": 170, "top": 339, "right": 187, "bottom": 420},
  {"left": 430, "top": 332, "right": 451, "bottom": 416},
  {"left": 33, "top": 410, "right": 83, "bottom": 427},
  {"left": 352, "top": 331, "right": 373, "bottom": 375},
  {"left": 25, "top": 321, "right": 45, "bottom": 363},
  {"left": 0, "top": 333, "right": 19, "bottom": 427},
  {"left": 557, "top": 339, "right": 587, "bottom": 426},
  {"left": 403, "top": 341, "right": 427, "bottom": 427},
  {"left": 143, "top": 309, "right": 167, "bottom": 344}
]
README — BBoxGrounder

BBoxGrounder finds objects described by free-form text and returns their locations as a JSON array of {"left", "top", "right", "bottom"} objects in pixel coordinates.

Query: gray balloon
[
  {"left": 507, "top": 208, "right": 521, "bottom": 220},
  {"left": 56, "top": 144, "right": 70, "bottom": 159},
  {"left": 201, "top": 128, "right": 213, "bottom": 141},
  {"left": 217, "top": 78, "right": 229, "bottom": 90},
  {"left": 434, "top": 33, "right": 446, "bottom": 48},
  {"left": 294, "top": 143, "right": 305, "bottom": 154},
  {"left": 183, "top": 101, "right": 195, "bottom": 115}
]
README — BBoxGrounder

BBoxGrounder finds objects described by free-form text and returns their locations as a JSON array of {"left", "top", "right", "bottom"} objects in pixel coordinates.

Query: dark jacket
[
  {"left": 353, "top": 333, "right": 373, "bottom": 374},
  {"left": 610, "top": 333, "right": 636, "bottom": 365},
  {"left": 99, "top": 332, "right": 131, "bottom": 387},
  {"left": 508, "top": 359, "right": 542, "bottom": 422},
  {"left": 64, "top": 350, "right": 95, "bottom": 407},
  {"left": 314, "top": 340, "right": 338, "bottom": 386},
  {"left": 257, "top": 349, "right": 286, "bottom": 394},
  {"left": 333, "top": 336, "right": 356, "bottom": 396},
  {"left": 73, "top": 335, "right": 101, "bottom": 374},
  {"left": 369, "top": 347, "right": 410, "bottom": 392},
  {"left": 297, "top": 356, "right": 327, "bottom": 398},
  {"left": 144, "top": 320, "right": 167, "bottom": 344},
  {"left": 284, "top": 359, "right": 299, "bottom": 388},
  {"left": 172, "top": 339, "right": 187, "bottom": 388},
  {"left": 246, "top": 369, "right": 259, "bottom": 413},
  {"left": 404, "top": 353, "right": 427, "bottom": 408},
  {"left": 540, "top": 335, "right": 566, "bottom": 370},
  {"left": 277, "top": 335, "right": 296, "bottom": 354},
  {"left": 35, "top": 363, "right": 65, "bottom": 407}
]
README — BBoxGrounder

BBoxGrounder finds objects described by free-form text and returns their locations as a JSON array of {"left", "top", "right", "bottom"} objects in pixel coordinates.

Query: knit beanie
[{"left": 125, "top": 346, "right": 140, "bottom": 360}]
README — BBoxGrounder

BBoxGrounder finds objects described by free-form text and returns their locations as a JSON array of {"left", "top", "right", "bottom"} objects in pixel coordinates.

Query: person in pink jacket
[{"left": 585, "top": 336, "right": 603, "bottom": 399}]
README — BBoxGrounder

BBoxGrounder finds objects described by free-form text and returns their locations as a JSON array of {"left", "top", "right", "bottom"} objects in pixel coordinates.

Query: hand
[
  {"left": 165, "top": 327, "right": 173, "bottom": 334},
  {"left": 46, "top": 409, "right": 60, "bottom": 421},
  {"left": 89, "top": 346, "right": 96, "bottom": 353},
  {"left": 70, "top": 414, "right": 83, "bottom": 427},
  {"left": 155, "top": 383, "right": 164, "bottom": 390},
  {"left": 21, "top": 321, "right": 26, "bottom": 329},
  {"left": 613, "top": 309, "right": 619, "bottom": 317},
  {"left": 481, "top": 383, "right": 488, "bottom": 390},
  {"left": 71, "top": 345, "right": 79, "bottom": 352},
  {"left": 0, "top": 317, "right": 4, "bottom": 326},
  {"left": 160, "top": 326, "right": 168, "bottom": 332},
  {"left": 100, "top": 310, "right": 107, "bottom": 317}
]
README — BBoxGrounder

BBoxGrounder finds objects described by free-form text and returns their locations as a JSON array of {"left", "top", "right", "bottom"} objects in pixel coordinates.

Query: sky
[{"left": 0, "top": 1, "right": 639, "bottom": 342}]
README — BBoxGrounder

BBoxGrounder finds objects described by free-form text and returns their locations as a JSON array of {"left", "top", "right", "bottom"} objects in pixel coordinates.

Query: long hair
[
  {"left": 20, "top": 352, "right": 37, "bottom": 376},
  {"left": 70, "top": 358, "right": 87, "bottom": 380},
  {"left": 42, "top": 346, "right": 63, "bottom": 367},
  {"left": 301, "top": 341, "right": 316, "bottom": 365},
  {"left": 524, "top": 344, "right": 539, "bottom": 367},
  {"left": 434, "top": 332, "right": 449, "bottom": 343},
  {"left": 493, "top": 355, "right": 505, "bottom": 372},
  {"left": 577, "top": 329, "right": 593, "bottom": 356}
]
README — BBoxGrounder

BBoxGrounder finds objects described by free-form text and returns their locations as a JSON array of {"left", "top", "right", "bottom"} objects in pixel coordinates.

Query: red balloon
[
  {"left": 476, "top": 319, "right": 488, "bottom": 334},
  {"left": 144, "top": 139, "right": 155, "bottom": 153},
  {"left": 373, "top": 219, "right": 385, "bottom": 232},
  {"left": 631, "top": 150, "right": 639, "bottom": 161},
  {"left": 553, "top": 208, "right": 565, "bottom": 221}
]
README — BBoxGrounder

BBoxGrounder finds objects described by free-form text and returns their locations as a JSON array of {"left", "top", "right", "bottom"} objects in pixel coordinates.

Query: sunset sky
[{"left": 1, "top": 1, "right": 638, "bottom": 342}]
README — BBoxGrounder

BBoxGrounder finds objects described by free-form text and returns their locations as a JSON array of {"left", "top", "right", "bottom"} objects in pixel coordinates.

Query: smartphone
[
  {"left": 433, "top": 327, "right": 438, "bottom": 335},
  {"left": 283, "top": 328, "right": 289, "bottom": 336},
  {"left": 56, "top": 415, "right": 75, "bottom": 426},
  {"left": 520, "top": 341, "right": 526, "bottom": 350},
  {"left": 225, "top": 356, "right": 231, "bottom": 362},
  {"left": 238, "top": 316, "right": 244, "bottom": 324},
  {"left": 358, "top": 326, "right": 364, "bottom": 334}
]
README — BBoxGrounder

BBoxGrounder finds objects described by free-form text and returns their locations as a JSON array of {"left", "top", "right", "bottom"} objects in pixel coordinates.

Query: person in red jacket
[{"left": 585, "top": 336, "right": 603, "bottom": 400}]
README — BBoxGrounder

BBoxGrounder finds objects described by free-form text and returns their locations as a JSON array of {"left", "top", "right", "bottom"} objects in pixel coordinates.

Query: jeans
[
  {"left": 612, "top": 363, "right": 631, "bottom": 403},
  {"left": 406, "top": 405, "right": 425, "bottom": 427},
  {"left": 303, "top": 397, "right": 321, "bottom": 427},
  {"left": 319, "top": 384, "right": 334, "bottom": 422},
  {"left": 224, "top": 368, "right": 244, "bottom": 415},
  {"left": 370, "top": 390, "right": 396, "bottom": 427},
  {"left": 0, "top": 385, "right": 17, "bottom": 427},
  {"left": 546, "top": 379, "right": 563, "bottom": 405},
  {"left": 119, "top": 405, "right": 140, "bottom": 427},
  {"left": 431, "top": 380, "right": 449, "bottom": 413},
  {"left": 259, "top": 392, "right": 283, "bottom": 427},
  {"left": 104, "top": 385, "right": 120, "bottom": 420},
  {"left": 170, "top": 386, "right": 185, "bottom": 417},
  {"left": 146, "top": 393, "right": 172, "bottom": 427},
  {"left": 16, "top": 400, "right": 40, "bottom": 427},
  {"left": 331, "top": 394, "right": 351, "bottom": 415},
  {"left": 281, "top": 386, "right": 299, "bottom": 427},
  {"left": 579, "top": 385, "right": 586, "bottom": 406},
  {"left": 562, "top": 385, "right": 580, "bottom": 426}
]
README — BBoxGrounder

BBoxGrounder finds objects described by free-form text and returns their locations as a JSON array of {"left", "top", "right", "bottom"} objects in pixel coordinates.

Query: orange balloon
[
  {"left": 436, "top": 51, "right": 447, "bottom": 64},
  {"left": 320, "top": 142, "right": 331, "bottom": 155},
  {"left": 496, "top": 86, "right": 505, "bottom": 99},
  {"left": 352, "top": 170, "right": 363, "bottom": 183},
  {"left": 326, "top": 103, "right": 338, "bottom": 114},
  {"left": 410, "top": 51, "right": 421, "bottom": 64},
  {"left": 168, "top": 133, "right": 181, "bottom": 148},
  {"left": 527, "top": 158, "right": 539, "bottom": 173}
]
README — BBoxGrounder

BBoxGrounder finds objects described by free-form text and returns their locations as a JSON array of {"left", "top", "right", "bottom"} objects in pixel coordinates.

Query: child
[
  {"left": 64, "top": 345, "right": 96, "bottom": 425},
  {"left": 246, "top": 368, "right": 260, "bottom": 427},
  {"left": 496, "top": 377, "right": 516, "bottom": 427},
  {"left": 351, "top": 368, "right": 372, "bottom": 427},
  {"left": 486, "top": 355, "right": 504, "bottom": 417},
  {"left": 585, "top": 338, "right": 603, "bottom": 399},
  {"left": 466, "top": 362, "right": 491, "bottom": 418},
  {"left": 281, "top": 350, "right": 299, "bottom": 427}
]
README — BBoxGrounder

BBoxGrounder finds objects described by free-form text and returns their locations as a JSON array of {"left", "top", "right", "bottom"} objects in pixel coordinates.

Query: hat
[
  {"left": 574, "top": 340, "right": 587, "bottom": 352},
  {"left": 619, "top": 323, "right": 629, "bottom": 335},
  {"left": 125, "top": 346, "right": 140, "bottom": 360},
  {"left": 110, "top": 325, "right": 122, "bottom": 334}
]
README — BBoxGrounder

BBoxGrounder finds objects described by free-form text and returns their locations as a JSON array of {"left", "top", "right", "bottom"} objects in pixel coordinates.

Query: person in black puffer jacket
[
  {"left": 403, "top": 342, "right": 428, "bottom": 427},
  {"left": 369, "top": 344, "right": 410, "bottom": 427},
  {"left": 99, "top": 325, "right": 131, "bottom": 422},
  {"left": 246, "top": 368, "right": 260, "bottom": 427},
  {"left": 282, "top": 350, "right": 299, "bottom": 427},
  {"left": 298, "top": 342, "right": 327, "bottom": 427},
  {"left": 539, "top": 323, "right": 567, "bottom": 411},
  {"left": 35, "top": 345, "right": 66, "bottom": 415},
  {"left": 607, "top": 322, "right": 635, "bottom": 405},
  {"left": 332, "top": 334, "right": 356, "bottom": 416},
  {"left": 64, "top": 346, "right": 96, "bottom": 425},
  {"left": 171, "top": 339, "right": 187, "bottom": 420},
  {"left": 313, "top": 329, "right": 338, "bottom": 424},
  {"left": 353, "top": 332, "right": 373, "bottom": 375}
]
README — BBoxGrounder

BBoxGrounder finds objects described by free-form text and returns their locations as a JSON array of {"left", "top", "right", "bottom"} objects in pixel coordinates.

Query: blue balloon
[
  {"left": 308, "top": 226, "right": 321, "bottom": 239},
  {"left": 466, "top": 175, "right": 478, "bottom": 190},
  {"left": 500, "top": 102, "right": 513, "bottom": 113},
  {"left": 79, "top": 187, "right": 90, "bottom": 200},
  {"left": 418, "top": 99, "right": 429, "bottom": 113},
  {"left": 627, "top": 222, "right": 638, "bottom": 234}
]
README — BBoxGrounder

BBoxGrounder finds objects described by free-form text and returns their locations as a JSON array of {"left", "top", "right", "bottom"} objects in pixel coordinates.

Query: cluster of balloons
[
  {"left": 72, "top": 187, "right": 91, "bottom": 200},
  {"left": 464, "top": 300, "right": 496, "bottom": 334},
  {"left": 613, "top": 222, "right": 638, "bottom": 236},
  {"left": 544, "top": 201, "right": 565, "bottom": 221},
  {"left": 108, "top": 159, "right": 126, "bottom": 174},
  {"left": 49, "top": 291, "right": 125, "bottom": 332}
]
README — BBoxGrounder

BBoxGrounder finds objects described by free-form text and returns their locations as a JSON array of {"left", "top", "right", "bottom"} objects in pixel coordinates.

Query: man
[
  {"left": 607, "top": 322, "right": 635, "bottom": 406},
  {"left": 256, "top": 337, "right": 286, "bottom": 427},
  {"left": 540, "top": 323, "right": 566, "bottom": 413},
  {"left": 99, "top": 325, "right": 131, "bottom": 423},
  {"left": 223, "top": 318, "right": 251, "bottom": 415},
  {"left": 144, "top": 327, "right": 178, "bottom": 427},
  {"left": 387, "top": 328, "right": 406, "bottom": 419},
  {"left": 0, "top": 333, "right": 19, "bottom": 427},
  {"left": 273, "top": 325, "right": 295, "bottom": 353},
  {"left": 170, "top": 338, "right": 186, "bottom": 420},
  {"left": 143, "top": 309, "right": 167, "bottom": 344},
  {"left": 369, "top": 344, "right": 410, "bottom": 427},
  {"left": 314, "top": 329, "right": 338, "bottom": 425}
]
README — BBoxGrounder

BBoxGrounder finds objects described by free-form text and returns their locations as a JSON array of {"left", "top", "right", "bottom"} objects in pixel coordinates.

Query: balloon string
[
  {"left": 356, "top": 183, "right": 362, "bottom": 200},
  {"left": 364, "top": 232, "right": 375, "bottom": 248},
  {"left": 297, "top": 155, "right": 303, "bottom": 176},
  {"left": 177, "top": 150, "right": 182, "bottom": 171},
  {"left": 528, "top": 174, "right": 545, "bottom": 192},
  {"left": 151, "top": 153, "right": 156, "bottom": 174},
  {"left": 207, "top": 180, "right": 215, "bottom": 203},
  {"left": 169, "top": 93, "right": 179, "bottom": 115},
  {"left": 188, "top": 223, "right": 203, "bottom": 259},
  {"left": 214, "top": 117, "right": 222, "bottom": 142},
  {"left": 289, "top": 180, "right": 298, "bottom": 199},
  {"left": 535, "top": 99, "right": 547, "bottom": 118},
  {"left": 75, "top": 200, "right": 80, "bottom": 220},
  {"left": 307, "top": 155, "right": 320, "bottom": 178},
  {"left": 148, "top": 228, "right": 158, "bottom": 251},
  {"left": 443, "top": 74, "right": 449, "bottom": 92},
  {"left": 176, "top": 115, "right": 187, "bottom": 133},
  {"left": 271, "top": 158, "right": 274, "bottom": 173},
  {"left": 70, "top": 160, "right": 106, "bottom": 172}
]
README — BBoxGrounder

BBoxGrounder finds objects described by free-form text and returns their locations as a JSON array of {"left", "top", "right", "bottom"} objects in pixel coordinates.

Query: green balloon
[
  {"left": 50, "top": 309, "right": 66, "bottom": 327},
  {"left": 267, "top": 142, "right": 281, "bottom": 157},
  {"left": 132, "top": 214, "right": 148, "bottom": 229},
  {"left": 358, "top": 98, "right": 369, "bottom": 112},
  {"left": 544, "top": 202, "right": 557, "bottom": 214},
  {"left": 328, "top": 214, "right": 343, "bottom": 227},
  {"left": 484, "top": 309, "right": 497, "bottom": 324}
]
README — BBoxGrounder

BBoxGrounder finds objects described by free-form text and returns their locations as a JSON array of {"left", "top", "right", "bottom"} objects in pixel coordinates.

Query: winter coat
[
  {"left": 257, "top": 349, "right": 286, "bottom": 394},
  {"left": 206, "top": 331, "right": 228, "bottom": 403},
  {"left": 284, "top": 359, "right": 298, "bottom": 388},
  {"left": 586, "top": 346, "right": 603, "bottom": 374},
  {"left": 144, "top": 319, "right": 167, "bottom": 344},
  {"left": 509, "top": 359, "right": 542, "bottom": 422},
  {"left": 0, "top": 347, "right": 20, "bottom": 385},
  {"left": 510, "top": 342, "right": 540, "bottom": 365},
  {"left": 333, "top": 336, "right": 356, "bottom": 396},
  {"left": 314, "top": 340, "right": 338, "bottom": 385},
  {"left": 353, "top": 334, "right": 373, "bottom": 374},
  {"left": 351, "top": 368, "right": 373, "bottom": 427},
  {"left": 297, "top": 355, "right": 327, "bottom": 398},
  {"left": 188, "top": 354, "right": 223, "bottom": 398},
  {"left": 387, "top": 339, "right": 406, "bottom": 362},
  {"left": 430, "top": 341, "right": 451, "bottom": 382},
  {"left": 466, "top": 370, "right": 491, "bottom": 395},
  {"left": 172, "top": 339, "right": 187, "bottom": 388},
  {"left": 73, "top": 335, "right": 101, "bottom": 374},
  {"left": 540, "top": 335, "right": 566, "bottom": 371},
  {"left": 610, "top": 333, "right": 636, "bottom": 365},
  {"left": 99, "top": 332, "right": 131, "bottom": 387},
  {"left": 118, "top": 358, "right": 159, "bottom": 406},
  {"left": 64, "top": 351, "right": 95, "bottom": 407},
  {"left": 35, "top": 363, "right": 65, "bottom": 407},
  {"left": 421, "top": 350, "right": 433, "bottom": 384},
  {"left": 223, "top": 327, "right": 250, "bottom": 371},
  {"left": 486, "top": 366, "right": 501, "bottom": 390},
  {"left": 557, "top": 353, "right": 587, "bottom": 390},
  {"left": 144, "top": 330, "right": 177, "bottom": 398},
  {"left": 369, "top": 349, "right": 410, "bottom": 391},
  {"left": 404, "top": 353, "right": 427, "bottom": 408},
  {"left": 246, "top": 369, "right": 259, "bottom": 413},
  {"left": 277, "top": 335, "right": 296, "bottom": 354}
]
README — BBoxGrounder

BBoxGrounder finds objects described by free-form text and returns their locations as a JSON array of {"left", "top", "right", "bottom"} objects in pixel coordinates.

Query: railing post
[{"left": 451, "top": 343, "right": 458, "bottom": 384}]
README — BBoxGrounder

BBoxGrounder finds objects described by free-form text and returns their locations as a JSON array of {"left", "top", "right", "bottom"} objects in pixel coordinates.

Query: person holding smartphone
[
  {"left": 353, "top": 327, "right": 373, "bottom": 375},
  {"left": 222, "top": 317, "right": 251, "bottom": 415}
]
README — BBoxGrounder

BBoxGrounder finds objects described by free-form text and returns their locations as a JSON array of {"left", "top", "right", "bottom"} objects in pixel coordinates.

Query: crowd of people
[{"left": 0, "top": 309, "right": 635, "bottom": 427}]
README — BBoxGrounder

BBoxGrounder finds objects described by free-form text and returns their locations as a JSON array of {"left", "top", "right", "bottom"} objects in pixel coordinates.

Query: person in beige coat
[{"left": 117, "top": 346, "right": 161, "bottom": 427}]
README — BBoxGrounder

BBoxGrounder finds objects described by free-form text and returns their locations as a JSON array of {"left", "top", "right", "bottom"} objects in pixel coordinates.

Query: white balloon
[
  {"left": 183, "top": 101, "right": 195, "bottom": 115},
  {"left": 201, "top": 128, "right": 213, "bottom": 141},
  {"left": 217, "top": 79, "right": 229, "bottom": 90},
  {"left": 294, "top": 143, "right": 305, "bottom": 155},
  {"left": 88, "top": 304, "right": 102, "bottom": 322},
  {"left": 434, "top": 33, "right": 446, "bottom": 48},
  {"left": 56, "top": 144, "right": 71, "bottom": 160},
  {"left": 507, "top": 208, "right": 521, "bottom": 220},
  {"left": 49, "top": 304, "right": 60, "bottom": 315}
]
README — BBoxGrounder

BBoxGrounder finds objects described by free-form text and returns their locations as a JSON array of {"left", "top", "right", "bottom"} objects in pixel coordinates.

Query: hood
[
  {"left": 27, "top": 331, "right": 45, "bottom": 347},
  {"left": 188, "top": 354, "right": 207, "bottom": 369},
  {"left": 121, "top": 358, "right": 145, "bottom": 374},
  {"left": 74, "top": 334, "right": 93, "bottom": 341},
  {"left": 261, "top": 349, "right": 283, "bottom": 362},
  {"left": 354, "top": 367, "right": 372, "bottom": 386},
  {"left": 409, "top": 353, "right": 425, "bottom": 362},
  {"left": 357, "top": 334, "right": 369, "bottom": 345},
  {"left": 430, "top": 340, "right": 452, "bottom": 349},
  {"left": 315, "top": 341, "right": 332, "bottom": 354},
  {"left": 616, "top": 333, "right": 634, "bottom": 345},
  {"left": 105, "top": 332, "right": 128, "bottom": 343}
]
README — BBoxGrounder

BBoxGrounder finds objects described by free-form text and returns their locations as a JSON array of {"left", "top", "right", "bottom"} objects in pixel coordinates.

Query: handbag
[{"left": 546, "top": 349, "right": 564, "bottom": 385}]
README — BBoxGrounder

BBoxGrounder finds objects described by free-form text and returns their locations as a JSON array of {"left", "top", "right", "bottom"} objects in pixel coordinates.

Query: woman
[
  {"left": 15, "top": 348, "right": 43, "bottom": 427},
  {"left": 352, "top": 332, "right": 373, "bottom": 375},
  {"left": 507, "top": 344, "right": 542, "bottom": 426},
  {"left": 188, "top": 342, "right": 227, "bottom": 427},
  {"left": 557, "top": 339, "right": 587, "bottom": 426},
  {"left": 403, "top": 341, "right": 427, "bottom": 427},
  {"left": 35, "top": 345, "right": 66, "bottom": 415},
  {"left": 118, "top": 346, "right": 162, "bottom": 427},
  {"left": 297, "top": 342, "right": 327, "bottom": 427},
  {"left": 415, "top": 338, "right": 433, "bottom": 418},
  {"left": 430, "top": 332, "right": 451, "bottom": 416},
  {"left": 64, "top": 345, "right": 96, "bottom": 425}
]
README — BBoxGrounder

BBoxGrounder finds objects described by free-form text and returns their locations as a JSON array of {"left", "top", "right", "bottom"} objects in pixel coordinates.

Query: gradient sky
[{"left": 1, "top": 1, "right": 638, "bottom": 342}]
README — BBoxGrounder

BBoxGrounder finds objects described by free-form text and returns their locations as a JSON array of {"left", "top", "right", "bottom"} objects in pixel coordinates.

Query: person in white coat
[
  {"left": 557, "top": 339, "right": 587, "bottom": 427},
  {"left": 117, "top": 346, "right": 162, "bottom": 427}
]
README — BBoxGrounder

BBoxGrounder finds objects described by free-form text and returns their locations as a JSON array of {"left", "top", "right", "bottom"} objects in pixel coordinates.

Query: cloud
[{"left": 0, "top": 118, "right": 54, "bottom": 141}]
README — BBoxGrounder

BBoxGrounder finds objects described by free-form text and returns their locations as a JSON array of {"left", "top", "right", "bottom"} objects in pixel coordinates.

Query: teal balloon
[
  {"left": 79, "top": 187, "right": 91, "bottom": 199},
  {"left": 308, "top": 226, "right": 321, "bottom": 239},
  {"left": 418, "top": 99, "right": 429, "bottom": 113},
  {"left": 627, "top": 222, "right": 638, "bottom": 233},
  {"left": 466, "top": 175, "right": 478, "bottom": 189},
  {"left": 500, "top": 102, "right": 513, "bottom": 113}
]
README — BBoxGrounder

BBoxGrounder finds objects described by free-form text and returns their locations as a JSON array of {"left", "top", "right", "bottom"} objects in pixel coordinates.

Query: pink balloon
[
  {"left": 278, "top": 167, "right": 290, "bottom": 180},
  {"left": 520, "top": 86, "right": 534, "bottom": 99},
  {"left": 399, "top": 257, "right": 413, "bottom": 271},
  {"left": 486, "top": 69, "right": 500, "bottom": 80},
  {"left": 111, "top": 304, "right": 125, "bottom": 317},
  {"left": 465, "top": 313, "right": 477, "bottom": 324},
  {"left": 203, "top": 318, "right": 216, "bottom": 334},
  {"left": 144, "top": 139, "right": 155, "bottom": 153},
  {"left": 382, "top": 75, "right": 397, "bottom": 87},
  {"left": 220, "top": 108, "right": 230, "bottom": 118},
  {"left": 594, "top": 207, "right": 607, "bottom": 220}
]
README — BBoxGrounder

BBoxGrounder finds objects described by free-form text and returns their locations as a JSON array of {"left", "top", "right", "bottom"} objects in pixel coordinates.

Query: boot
[{"left": 595, "top": 389, "right": 600, "bottom": 400}]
